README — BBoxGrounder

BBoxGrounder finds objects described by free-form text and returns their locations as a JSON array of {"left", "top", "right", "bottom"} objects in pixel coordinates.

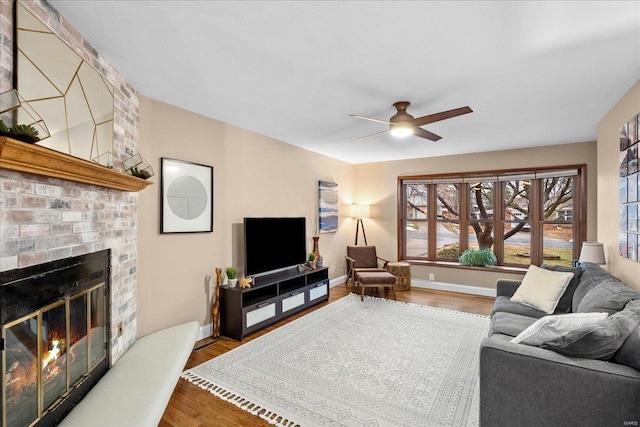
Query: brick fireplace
[{"left": 0, "top": 0, "right": 142, "bottom": 366}]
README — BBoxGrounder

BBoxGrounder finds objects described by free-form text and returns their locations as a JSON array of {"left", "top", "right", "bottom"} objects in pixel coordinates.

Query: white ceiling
[{"left": 48, "top": 1, "right": 640, "bottom": 164}]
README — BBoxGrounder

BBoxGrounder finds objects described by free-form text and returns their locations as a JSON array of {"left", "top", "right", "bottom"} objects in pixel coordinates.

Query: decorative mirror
[{"left": 15, "top": 0, "right": 114, "bottom": 165}]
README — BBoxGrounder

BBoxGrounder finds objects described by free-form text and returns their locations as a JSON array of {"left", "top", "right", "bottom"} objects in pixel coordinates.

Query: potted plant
[
  {"left": 308, "top": 253, "right": 317, "bottom": 269},
  {"left": 459, "top": 248, "right": 497, "bottom": 267},
  {"left": 226, "top": 267, "right": 238, "bottom": 287},
  {"left": 0, "top": 119, "right": 41, "bottom": 143}
]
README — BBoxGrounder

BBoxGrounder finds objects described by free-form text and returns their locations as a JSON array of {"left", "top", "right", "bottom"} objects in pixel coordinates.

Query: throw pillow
[
  {"left": 542, "top": 299, "right": 640, "bottom": 360},
  {"left": 572, "top": 262, "right": 622, "bottom": 309},
  {"left": 540, "top": 264, "right": 583, "bottom": 312},
  {"left": 511, "top": 265, "right": 575, "bottom": 314},
  {"left": 511, "top": 312, "right": 609, "bottom": 346},
  {"left": 576, "top": 280, "right": 640, "bottom": 314},
  {"left": 614, "top": 323, "right": 640, "bottom": 370}
]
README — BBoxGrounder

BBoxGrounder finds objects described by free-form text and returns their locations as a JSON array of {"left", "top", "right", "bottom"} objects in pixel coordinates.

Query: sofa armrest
[
  {"left": 496, "top": 279, "right": 521, "bottom": 297},
  {"left": 480, "top": 335, "right": 640, "bottom": 427}
]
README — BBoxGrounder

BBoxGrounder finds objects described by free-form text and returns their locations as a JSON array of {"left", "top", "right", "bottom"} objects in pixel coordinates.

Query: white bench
[{"left": 60, "top": 321, "right": 199, "bottom": 427}]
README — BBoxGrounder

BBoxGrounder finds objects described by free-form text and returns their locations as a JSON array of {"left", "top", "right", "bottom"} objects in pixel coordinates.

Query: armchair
[{"left": 345, "top": 246, "right": 389, "bottom": 292}]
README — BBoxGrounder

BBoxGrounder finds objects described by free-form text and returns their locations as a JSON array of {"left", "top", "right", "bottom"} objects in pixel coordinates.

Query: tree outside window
[{"left": 398, "top": 166, "right": 584, "bottom": 268}]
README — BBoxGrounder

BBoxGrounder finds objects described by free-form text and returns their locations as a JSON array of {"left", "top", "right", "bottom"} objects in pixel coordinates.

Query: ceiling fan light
[{"left": 390, "top": 123, "right": 414, "bottom": 137}]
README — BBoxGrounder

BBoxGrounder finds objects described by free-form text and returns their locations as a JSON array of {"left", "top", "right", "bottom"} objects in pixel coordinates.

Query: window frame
[{"left": 397, "top": 165, "right": 587, "bottom": 268}]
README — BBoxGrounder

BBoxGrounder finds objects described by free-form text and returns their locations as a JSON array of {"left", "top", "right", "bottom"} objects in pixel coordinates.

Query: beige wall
[
  {"left": 353, "top": 141, "right": 598, "bottom": 289},
  {"left": 136, "top": 95, "right": 606, "bottom": 335},
  {"left": 597, "top": 79, "right": 640, "bottom": 291},
  {"left": 137, "top": 97, "right": 354, "bottom": 337}
]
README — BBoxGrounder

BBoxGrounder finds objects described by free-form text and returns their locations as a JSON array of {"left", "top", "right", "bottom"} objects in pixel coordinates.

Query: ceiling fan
[{"left": 350, "top": 101, "right": 473, "bottom": 142}]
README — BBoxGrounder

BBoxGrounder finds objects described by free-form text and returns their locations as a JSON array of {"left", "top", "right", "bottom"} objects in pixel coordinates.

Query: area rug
[{"left": 182, "top": 294, "right": 490, "bottom": 427}]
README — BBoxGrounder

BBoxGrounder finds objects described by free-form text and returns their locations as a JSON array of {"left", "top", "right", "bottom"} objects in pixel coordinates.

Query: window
[{"left": 398, "top": 166, "right": 585, "bottom": 267}]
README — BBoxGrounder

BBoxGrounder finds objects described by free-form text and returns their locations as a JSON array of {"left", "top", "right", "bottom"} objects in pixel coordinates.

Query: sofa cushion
[
  {"left": 511, "top": 265, "right": 574, "bottom": 314},
  {"left": 491, "top": 296, "right": 550, "bottom": 319},
  {"left": 614, "top": 323, "right": 640, "bottom": 370},
  {"left": 540, "top": 264, "right": 583, "bottom": 312},
  {"left": 576, "top": 280, "right": 640, "bottom": 315},
  {"left": 511, "top": 312, "right": 608, "bottom": 346},
  {"left": 489, "top": 311, "right": 538, "bottom": 337},
  {"left": 542, "top": 299, "right": 640, "bottom": 360},
  {"left": 572, "top": 262, "right": 622, "bottom": 309}
]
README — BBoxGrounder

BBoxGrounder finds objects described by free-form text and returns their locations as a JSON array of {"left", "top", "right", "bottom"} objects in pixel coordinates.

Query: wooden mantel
[{"left": 0, "top": 137, "right": 153, "bottom": 192}]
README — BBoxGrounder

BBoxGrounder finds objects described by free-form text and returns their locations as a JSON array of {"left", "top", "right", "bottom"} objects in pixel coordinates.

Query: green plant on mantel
[
  {"left": 129, "top": 167, "right": 152, "bottom": 179},
  {"left": 459, "top": 248, "right": 497, "bottom": 267},
  {"left": 0, "top": 119, "right": 41, "bottom": 143}
]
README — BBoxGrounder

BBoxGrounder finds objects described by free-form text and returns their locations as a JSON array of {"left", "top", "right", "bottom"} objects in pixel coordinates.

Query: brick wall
[{"left": 0, "top": 0, "right": 140, "bottom": 362}]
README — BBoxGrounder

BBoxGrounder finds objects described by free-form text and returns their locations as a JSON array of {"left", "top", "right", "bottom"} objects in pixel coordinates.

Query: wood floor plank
[{"left": 159, "top": 285, "right": 494, "bottom": 427}]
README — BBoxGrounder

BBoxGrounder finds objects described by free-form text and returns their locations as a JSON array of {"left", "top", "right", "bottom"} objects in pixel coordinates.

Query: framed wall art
[
  {"left": 318, "top": 180, "right": 338, "bottom": 233},
  {"left": 619, "top": 113, "right": 640, "bottom": 261},
  {"left": 161, "top": 157, "right": 213, "bottom": 233}
]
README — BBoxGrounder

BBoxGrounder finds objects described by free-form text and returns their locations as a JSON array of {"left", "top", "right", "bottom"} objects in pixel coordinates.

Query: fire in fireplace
[{"left": 1, "top": 250, "right": 111, "bottom": 427}]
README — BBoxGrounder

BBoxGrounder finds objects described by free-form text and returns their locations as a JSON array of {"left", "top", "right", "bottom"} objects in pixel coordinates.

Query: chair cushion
[
  {"left": 347, "top": 246, "right": 379, "bottom": 268},
  {"left": 614, "top": 323, "right": 640, "bottom": 370},
  {"left": 576, "top": 280, "right": 640, "bottom": 315},
  {"left": 354, "top": 267, "right": 387, "bottom": 274},
  {"left": 489, "top": 312, "right": 538, "bottom": 337},
  {"left": 491, "top": 296, "right": 550, "bottom": 319},
  {"left": 356, "top": 271, "right": 397, "bottom": 285},
  {"left": 572, "top": 262, "right": 622, "bottom": 309}
]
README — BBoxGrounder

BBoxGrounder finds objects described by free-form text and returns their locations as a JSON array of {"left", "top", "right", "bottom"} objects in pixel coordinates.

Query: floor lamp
[{"left": 350, "top": 204, "right": 370, "bottom": 245}]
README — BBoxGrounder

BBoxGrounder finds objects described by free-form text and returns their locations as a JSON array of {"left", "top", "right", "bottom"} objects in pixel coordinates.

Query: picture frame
[
  {"left": 318, "top": 180, "right": 338, "bottom": 233},
  {"left": 161, "top": 157, "right": 213, "bottom": 233},
  {"left": 619, "top": 113, "right": 640, "bottom": 262}
]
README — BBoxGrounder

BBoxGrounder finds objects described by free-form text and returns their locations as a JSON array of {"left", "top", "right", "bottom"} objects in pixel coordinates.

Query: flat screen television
[{"left": 244, "top": 217, "right": 307, "bottom": 277}]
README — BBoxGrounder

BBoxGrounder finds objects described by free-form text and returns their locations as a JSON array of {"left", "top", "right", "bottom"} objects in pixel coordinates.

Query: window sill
[{"left": 403, "top": 259, "right": 528, "bottom": 274}]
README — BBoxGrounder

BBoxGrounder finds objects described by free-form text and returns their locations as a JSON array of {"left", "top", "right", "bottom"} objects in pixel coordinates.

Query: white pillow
[
  {"left": 512, "top": 312, "right": 609, "bottom": 346},
  {"left": 511, "top": 265, "right": 575, "bottom": 314}
]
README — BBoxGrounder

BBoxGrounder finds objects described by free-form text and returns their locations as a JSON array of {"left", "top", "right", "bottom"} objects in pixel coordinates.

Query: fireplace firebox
[{"left": 1, "top": 250, "right": 111, "bottom": 427}]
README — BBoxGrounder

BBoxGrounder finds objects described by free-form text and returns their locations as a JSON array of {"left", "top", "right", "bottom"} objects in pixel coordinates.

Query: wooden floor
[{"left": 159, "top": 285, "right": 495, "bottom": 427}]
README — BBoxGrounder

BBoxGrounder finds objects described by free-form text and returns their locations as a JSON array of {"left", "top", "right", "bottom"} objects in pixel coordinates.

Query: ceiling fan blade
[
  {"left": 351, "top": 129, "right": 389, "bottom": 143},
  {"left": 413, "top": 106, "right": 473, "bottom": 127},
  {"left": 414, "top": 127, "right": 442, "bottom": 141},
  {"left": 349, "top": 114, "right": 391, "bottom": 125}
]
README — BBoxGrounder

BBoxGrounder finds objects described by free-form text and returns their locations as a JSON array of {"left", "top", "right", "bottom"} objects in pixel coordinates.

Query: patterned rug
[{"left": 182, "top": 294, "right": 490, "bottom": 427}]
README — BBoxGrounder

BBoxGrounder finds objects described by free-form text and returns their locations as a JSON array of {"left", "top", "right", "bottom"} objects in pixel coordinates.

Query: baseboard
[
  {"left": 330, "top": 275, "right": 346, "bottom": 288},
  {"left": 412, "top": 279, "right": 497, "bottom": 297},
  {"left": 197, "top": 323, "right": 213, "bottom": 341}
]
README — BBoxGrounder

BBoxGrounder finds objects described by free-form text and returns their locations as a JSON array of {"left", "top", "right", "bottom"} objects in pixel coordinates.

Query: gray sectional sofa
[{"left": 480, "top": 262, "right": 640, "bottom": 427}]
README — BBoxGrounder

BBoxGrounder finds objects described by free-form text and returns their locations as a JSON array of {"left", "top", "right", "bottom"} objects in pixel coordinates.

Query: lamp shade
[
  {"left": 579, "top": 242, "right": 606, "bottom": 265},
  {"left": 349, "top": 204, "right": 370, "bottom": 218}
]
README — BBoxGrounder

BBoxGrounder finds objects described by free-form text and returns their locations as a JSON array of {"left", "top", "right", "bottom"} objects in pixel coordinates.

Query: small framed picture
[
  {"left": 318, "top": 181, "right": 338, "bottom": 233},
  {"left": 161, "top": 157, "right": 213, "bottom": 233}
]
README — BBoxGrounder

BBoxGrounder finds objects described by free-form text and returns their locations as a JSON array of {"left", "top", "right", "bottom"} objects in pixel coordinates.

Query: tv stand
[{"left": 220, "top": 266, "right": 329, "bottom": 340}]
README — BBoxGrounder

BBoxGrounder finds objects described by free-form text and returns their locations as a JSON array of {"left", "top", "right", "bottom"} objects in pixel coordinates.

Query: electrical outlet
[
  {"left": 429, "top": 273, "right": 435, "bottom": 281},
  {"left": 117, "top": 322, "right": 124, "bottom": 337}
]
